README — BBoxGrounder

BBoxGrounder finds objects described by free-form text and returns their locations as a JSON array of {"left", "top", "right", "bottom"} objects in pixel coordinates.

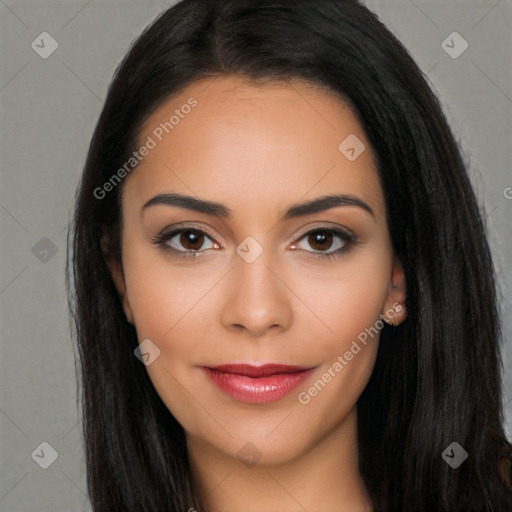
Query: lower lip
[{"left": 202, "top": 367, "right": 314, "bottom": 404}]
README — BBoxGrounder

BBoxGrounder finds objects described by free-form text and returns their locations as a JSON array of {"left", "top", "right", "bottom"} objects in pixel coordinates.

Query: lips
[{"left": 201, "top": 363, "right": 315, "bottom": 404}]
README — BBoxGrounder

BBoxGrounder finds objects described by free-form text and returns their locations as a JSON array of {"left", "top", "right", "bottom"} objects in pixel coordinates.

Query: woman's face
[{"left": 108, "top": 74, "right": 406, "bottom": 465}]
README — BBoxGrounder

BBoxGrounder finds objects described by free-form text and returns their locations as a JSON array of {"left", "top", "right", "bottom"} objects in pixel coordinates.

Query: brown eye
[
  {"left": 179, "top": 230, "right": 205, "bottom": 251},
  {"left": 308, "top": 231, "right": 334, "bottom": 252},
  {"left": 291, "top": 228, "right": 355, "bottom": 260},
  {"left": 154, "top": 227, "right": 217, "bottom": 256}
]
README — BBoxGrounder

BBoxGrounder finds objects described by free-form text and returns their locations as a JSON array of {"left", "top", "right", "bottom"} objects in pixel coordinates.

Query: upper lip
[{"left": 206, "top": 363, "right": 313, "bottom": 378}]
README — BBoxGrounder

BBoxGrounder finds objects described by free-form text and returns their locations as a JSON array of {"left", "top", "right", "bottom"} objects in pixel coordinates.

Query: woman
[{"left": 67, "top": 0, "right": 512, "bottom": 510}]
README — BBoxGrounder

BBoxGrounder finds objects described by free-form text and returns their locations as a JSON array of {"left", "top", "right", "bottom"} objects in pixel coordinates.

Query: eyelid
[
  {"left": 295, "top": 223, "right": 354, "bottom": 239},
  {"left": 156, "top": 222, "right": 221, "bottom": 244}
]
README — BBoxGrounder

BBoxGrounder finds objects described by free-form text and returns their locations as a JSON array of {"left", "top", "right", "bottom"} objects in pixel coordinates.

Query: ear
[
  {"left": 382, "top": 255, "right": 407, "bottom": 326},
  {"left": 100, "top": 233, "right": 134, "bottom": 324}
]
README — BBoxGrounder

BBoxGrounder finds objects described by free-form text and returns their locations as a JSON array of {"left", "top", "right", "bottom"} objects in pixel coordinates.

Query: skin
[{"left": 105, "top": 74, "right": 407, "bottom": 512}]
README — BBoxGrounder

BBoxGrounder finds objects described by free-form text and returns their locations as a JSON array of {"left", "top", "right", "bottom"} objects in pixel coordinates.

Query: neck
[{"left": 186, "top": 407, "right": 373, "bottom": 512}]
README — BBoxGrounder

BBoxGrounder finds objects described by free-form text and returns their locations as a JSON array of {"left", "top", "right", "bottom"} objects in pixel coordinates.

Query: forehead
[{"left": 125, "top": 74, "right": 384, "bottom": 220}]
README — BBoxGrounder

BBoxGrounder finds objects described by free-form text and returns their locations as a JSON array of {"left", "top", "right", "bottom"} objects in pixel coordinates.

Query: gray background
[{"left": 0, "top": 1, "right": 510, "bottom": 510}]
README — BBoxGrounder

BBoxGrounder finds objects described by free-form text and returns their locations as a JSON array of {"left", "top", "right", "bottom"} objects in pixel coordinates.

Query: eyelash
[{"left": 150, "top": 225, "right": 357, "bottom": 261}]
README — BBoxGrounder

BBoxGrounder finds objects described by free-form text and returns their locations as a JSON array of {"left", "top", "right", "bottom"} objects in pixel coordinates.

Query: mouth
[{"left": 201, "top": 363, "right": 316, "bottom": 404}]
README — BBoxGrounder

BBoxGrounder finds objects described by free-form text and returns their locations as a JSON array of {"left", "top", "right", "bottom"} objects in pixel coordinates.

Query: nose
[{"left": 219, "top": 249, "right": 293, "bottom": 338}]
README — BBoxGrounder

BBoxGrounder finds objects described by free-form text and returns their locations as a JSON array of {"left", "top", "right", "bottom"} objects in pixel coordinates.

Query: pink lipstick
[{"left": 202, "top": 363, "right": 315, "bottom": 404}]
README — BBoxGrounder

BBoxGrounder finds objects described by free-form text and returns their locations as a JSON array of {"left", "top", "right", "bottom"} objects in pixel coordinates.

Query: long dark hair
[{"left": 67, "top": 0, "right": 512, "bottom": 510}]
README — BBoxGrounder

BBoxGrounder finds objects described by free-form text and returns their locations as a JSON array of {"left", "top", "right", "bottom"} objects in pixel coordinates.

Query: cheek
[
  {"left": 289, "top": 251, "right": 390, "bottom": 407},
  {"left": 122, "top": 235, "right": 220, "bottom": 341},
  {"left": 122, "top": 253, "right": 216, "bottom": 429},
  {"left": 298, "top": 249, "right": 392, "bottom": 351},
  {"left": 291, "top": 259, "right": 389, "bottom": 435}
]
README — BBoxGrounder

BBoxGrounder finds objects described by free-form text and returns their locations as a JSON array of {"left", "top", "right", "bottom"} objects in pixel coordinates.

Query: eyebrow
[{"left": 142, "top": 192, "right": 375, "bottom": 219}]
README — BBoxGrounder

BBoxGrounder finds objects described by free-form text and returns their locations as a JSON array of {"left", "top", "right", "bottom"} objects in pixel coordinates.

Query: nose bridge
[{"left": 219, "top": 242, "right": 293, "bottom": 335}]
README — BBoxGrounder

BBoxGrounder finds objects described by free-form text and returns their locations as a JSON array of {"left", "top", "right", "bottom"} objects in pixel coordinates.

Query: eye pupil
[
  {"left": 181, "top": 230, "right": 204, "bottom": 250},
  {"left": 309, "top": 231, "right": 332, "bottom": 251}
]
